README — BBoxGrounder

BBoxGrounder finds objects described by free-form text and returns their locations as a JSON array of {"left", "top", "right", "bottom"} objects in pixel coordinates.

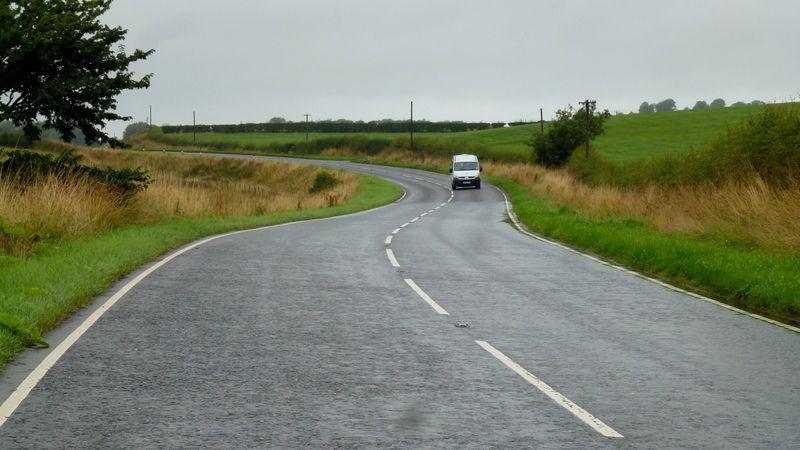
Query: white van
[{"left": 449, "top": 154, "right": 482, "bottom": 189}]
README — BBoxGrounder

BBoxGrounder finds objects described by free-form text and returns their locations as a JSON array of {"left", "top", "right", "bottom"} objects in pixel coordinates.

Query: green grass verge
[
  {"left": 0, "top": 174, "right": 402, "bottom": 368},
  {"left": 488, "top": 175, "right": 800, "bottom": 325}
]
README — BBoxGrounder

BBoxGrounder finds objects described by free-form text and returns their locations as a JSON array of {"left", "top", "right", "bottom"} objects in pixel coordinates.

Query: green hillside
[{"left": 593, "top": 104, "right": 768, "bottom": 161}]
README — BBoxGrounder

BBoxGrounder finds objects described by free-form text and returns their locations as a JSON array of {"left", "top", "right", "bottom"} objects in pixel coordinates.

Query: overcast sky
[{"left": 104, "top": 0, "right": 800, "bottom": 137}]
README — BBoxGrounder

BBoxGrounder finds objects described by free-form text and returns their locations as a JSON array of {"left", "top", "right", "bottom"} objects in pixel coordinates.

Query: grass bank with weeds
[{"left": 0, "top": 148, "right": 402, "bottom": 367}]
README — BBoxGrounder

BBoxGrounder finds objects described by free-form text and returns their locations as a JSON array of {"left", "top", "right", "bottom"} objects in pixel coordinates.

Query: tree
[
  {"left": 731, "top": 101, "right": 747, "bottom": 107},
  {"left": 268, "top": 116, "right": 286, "bottom": 123},
  {"left": 693, "top": 100, "right": 709, "bottom": 110},
  {"left": 530, "top": 105, "right": 611, "bottom": 167},
  {"left": 638, "top": 102, "right": 655, "bottom": 113},
  {"left": 710, "top": 98, "right": 726, "bottom": 108},
  {"left": 655, "top": 98, "right": 677, "bottom": 112},
  {"left": 0, "top": 0, "right": 153, "bottom": 147},
  {"left": 751, "top": 100, "right": 765, "bottom": 105},
  {"left": 123, "top": 121, "right": 150, "bottom": 139}
]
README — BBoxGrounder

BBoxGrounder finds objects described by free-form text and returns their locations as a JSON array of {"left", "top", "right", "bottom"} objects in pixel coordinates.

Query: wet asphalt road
[{"left": 0, "top": 157, "right": 798, "bottom": 448}]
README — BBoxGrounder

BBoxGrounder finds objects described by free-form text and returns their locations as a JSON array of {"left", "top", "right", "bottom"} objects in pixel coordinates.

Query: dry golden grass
[
  {"left": 484, "top": 160, "right": 800, "bottom": 252},
  {"left": 0, "top": 147, "right": 359, "bottom": 256},
  {"left": 326, "top": 147, "right": 800, "bottom": 252}
]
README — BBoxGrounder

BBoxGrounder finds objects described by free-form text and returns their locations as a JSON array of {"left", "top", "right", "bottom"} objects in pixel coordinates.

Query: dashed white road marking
[
  {"left": 400, "top": 222, "right": 410, "bottom": 228},
  {"left": 403, "top": 279, "right": 450, "bottom": 315},
  {"left": 410, "top": 217, "right": 419, "bottom": 223},
  {"left": 392, "top": 228, "right": 401, "bottom": 235},
  {"left": 386, "top": 248, "right": 400, "bottom": 267},
  {"left": 493, "top": 186, "right": 800, "bottom": 334},
  {"left": 384, "top": 235, "right": 393, "bottom": 245},
  {"left": 420, "top": 212, "right": 428, "bottom": 217},
  {"left": 476, "top": 340, "right": 623, "bottom": 438}
]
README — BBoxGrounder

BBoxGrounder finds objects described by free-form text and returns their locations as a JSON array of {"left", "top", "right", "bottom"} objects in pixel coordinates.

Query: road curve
[{"left": 0, "top": 157, "right": 798, "bottom": 448}]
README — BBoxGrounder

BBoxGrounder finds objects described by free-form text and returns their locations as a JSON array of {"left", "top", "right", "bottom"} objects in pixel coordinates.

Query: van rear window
[{"left": 453, "top": 162, "right": 478, "bottom": 171}]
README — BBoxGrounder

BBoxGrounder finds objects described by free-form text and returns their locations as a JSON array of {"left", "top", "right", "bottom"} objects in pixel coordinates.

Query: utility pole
[
  {"left": 303, "top": 114, "right": 311, "bottom": 141},
  {"left": 578, "top": 99, "right": 596, "bottom": 159},
  {"left": 539, "top": 107, "right": 544, "bottom": 135},
  {"left": 410, "top": 100, "right": 414, "bottom": 150},
  {"left": 149, "top": 105, "right": 152, "bottom": 128},
  {"left": 193, "top": 111, "right": 196, "bottom": 143}
]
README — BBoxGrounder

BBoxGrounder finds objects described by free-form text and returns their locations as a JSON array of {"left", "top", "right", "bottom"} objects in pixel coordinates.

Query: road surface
[{"left": 0, "top": 158, "right": 798, "bottom": 448}]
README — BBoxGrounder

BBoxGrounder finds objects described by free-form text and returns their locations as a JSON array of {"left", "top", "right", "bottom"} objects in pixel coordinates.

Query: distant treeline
[{"left": 161, "top": 119, "right": 531, "bottom": 134}]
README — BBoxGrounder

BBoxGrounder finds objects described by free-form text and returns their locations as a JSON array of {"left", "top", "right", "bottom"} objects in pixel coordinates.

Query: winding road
[{"left": 0, "top": 157, "right": 798, "bottom": 448}]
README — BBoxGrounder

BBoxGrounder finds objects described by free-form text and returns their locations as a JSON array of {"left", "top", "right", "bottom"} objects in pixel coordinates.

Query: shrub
[
  {"left": 710, "top": 98, "right": 726, "bottom": 108},
  {"left": 309, "top": 171, "right": 339, "bottom": 193},
  {"left": 531, "top": 105, "right": 610, "bottom": 167},
  {"left": 0, "top": 149, "right": 150, "bottom": 199},
  {"left": 639, "top": 102, "right": 655, "bottom": 113},
  {"left": 123, "top": 122, "right": 150, "bottom": 139},
  {"left": 655, "top": 98, "right": 677, "bottom": 112}
]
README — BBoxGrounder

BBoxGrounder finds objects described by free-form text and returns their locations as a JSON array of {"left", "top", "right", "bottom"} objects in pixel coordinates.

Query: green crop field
[{"left": 160, "top": 103, "right": 774, "bottom": 162}]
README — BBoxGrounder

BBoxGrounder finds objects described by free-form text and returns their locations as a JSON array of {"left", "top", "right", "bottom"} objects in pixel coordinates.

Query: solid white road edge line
[
  {"left": 0, "top": 185, "right": 410, "bottom": 428},
  {"left": 494, "top": 186, "right": 800, "bottom": 334},
  {"left": 475, "top": 340, "right": 623, "bottom": 438},
  {"left": 386, "top": 248, "right": 401, "bottom": 267},
  {"left": 385, "top": 235, "right": 393, "bottom": 245},
  {"left": 403, "top": 279, "right": 450, "bottom": 315}
]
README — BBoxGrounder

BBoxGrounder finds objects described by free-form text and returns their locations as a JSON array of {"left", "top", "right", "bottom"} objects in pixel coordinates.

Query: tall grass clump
[{"left": 0, "top": 147, "right": 360, "bottom": 259}]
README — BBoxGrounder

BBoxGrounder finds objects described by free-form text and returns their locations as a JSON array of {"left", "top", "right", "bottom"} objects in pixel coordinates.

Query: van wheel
[{"left": 476, "top": 182, "right": 481, "bottom": 189}]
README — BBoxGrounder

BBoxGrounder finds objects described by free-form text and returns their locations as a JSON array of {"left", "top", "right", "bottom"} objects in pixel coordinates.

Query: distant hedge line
[{"left": 161, "top": 120, "right": 531, "bottom": 134}]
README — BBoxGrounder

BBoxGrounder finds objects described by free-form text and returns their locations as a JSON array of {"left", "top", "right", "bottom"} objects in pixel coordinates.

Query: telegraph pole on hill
[
  {"left": 410, "top": 101, "right": 414, "bottom": 150},
  {"left": 578, "top": 99, "right": 596, "bottom": 159},
  {"left": 304, "top": 114, "right": 311, "bottom": 141}
]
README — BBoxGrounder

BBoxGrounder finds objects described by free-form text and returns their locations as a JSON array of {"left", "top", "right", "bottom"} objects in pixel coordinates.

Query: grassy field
[
  {"left": 162, "top": 125, "right": 539, "bottom": 161},
  {"left": 159, "top": 104, "right": 773, "bottom": 162},
  {"left": 592, "top": 104, "right": 769, "bottom": 161},
  {"left": 0, "top": 148, "right": 402, "bottom": 368}
]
